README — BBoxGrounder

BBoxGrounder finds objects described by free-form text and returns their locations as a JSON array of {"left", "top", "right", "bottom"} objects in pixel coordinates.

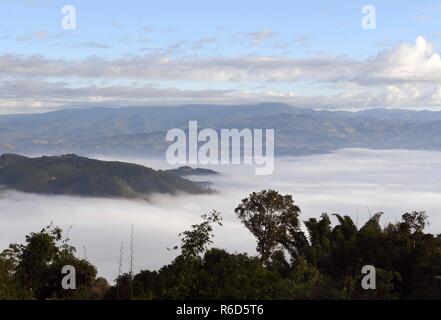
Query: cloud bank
[
  {"left": 1, "top": 149, "right": 441, "bottom": 281},
  {"left": 2, "top": 37, "right": 441, "bottom": 112}
]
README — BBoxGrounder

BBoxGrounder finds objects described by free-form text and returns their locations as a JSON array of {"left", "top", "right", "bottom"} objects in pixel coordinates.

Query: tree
[
  {"left": 303, "top": 214, "right": 332, "bottom": 269},
  {"left": 402, "top": 211, "right": 428, "bottom": 234},
  {"left": 164, "top": 211, "right": 223, "bottom": 299},
  {"left": 0, "top": 224, "right": 98, "bottom": 300},
  {"left": 0, "top": 251, "right": 20, "bottom": 299},
  {"left": 176, "top": 210, "right": 223, "bottom": 259},
  {"left": 5, "top": 190, "right": 441, "bottom": 300},
  {"left": 235, "top": 190, "right": 301, "bottom": 264}
]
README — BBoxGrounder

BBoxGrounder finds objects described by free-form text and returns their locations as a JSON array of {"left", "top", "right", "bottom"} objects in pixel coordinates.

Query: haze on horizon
[{"left": 1, "top": 0, "right": 441, "bottom": 114}]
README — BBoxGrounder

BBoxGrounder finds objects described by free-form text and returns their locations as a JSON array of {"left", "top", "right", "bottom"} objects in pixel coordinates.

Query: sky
[{"left": 1, "top": 0, "right": 441, "bottom": 112}]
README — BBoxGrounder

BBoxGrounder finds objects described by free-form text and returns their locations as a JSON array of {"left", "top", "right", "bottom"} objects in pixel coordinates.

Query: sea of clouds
[{"left": 1, "top": 148, "right": 441, "bottom": 281}]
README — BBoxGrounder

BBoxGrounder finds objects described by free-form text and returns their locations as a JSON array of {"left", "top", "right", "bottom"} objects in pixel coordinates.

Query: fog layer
[{"left": 1, "top": 148, "right": 441, "bottom": 281}]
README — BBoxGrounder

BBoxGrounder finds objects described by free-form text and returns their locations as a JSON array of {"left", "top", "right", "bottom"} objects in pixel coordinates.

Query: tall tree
[{"left": 235, "top": 190, "right": 301, "bottom": 263}]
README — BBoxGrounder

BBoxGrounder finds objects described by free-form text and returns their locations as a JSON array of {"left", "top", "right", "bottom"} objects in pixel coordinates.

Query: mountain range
[{"left": 1, "top": 103, "right": 441, "bottom": 157}]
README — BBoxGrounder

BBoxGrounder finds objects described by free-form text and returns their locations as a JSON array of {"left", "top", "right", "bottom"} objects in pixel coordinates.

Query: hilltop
[{"left": 0, "top": 154, "right": 213, "bottom": 198}]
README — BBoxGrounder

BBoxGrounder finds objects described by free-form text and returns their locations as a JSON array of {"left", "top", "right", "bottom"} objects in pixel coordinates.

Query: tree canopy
[{"left": 1, "top": 190, "right": 441, "bottom": 300}]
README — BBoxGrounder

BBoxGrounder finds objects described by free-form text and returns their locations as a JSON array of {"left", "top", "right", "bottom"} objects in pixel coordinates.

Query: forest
[{"left": 1, "top": 189, "right": 440, "bottom": 300}]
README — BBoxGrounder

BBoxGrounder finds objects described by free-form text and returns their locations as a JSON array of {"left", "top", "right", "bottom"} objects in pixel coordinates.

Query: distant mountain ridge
[
  {"left": 0, "top": 154, "right": 213, "bottom": 198},
  {"left": 164, "top": 166, "right": 219, "bottom": 177},
  {"left": 1, "top": 103, "right": 441, "bottom": 156}
]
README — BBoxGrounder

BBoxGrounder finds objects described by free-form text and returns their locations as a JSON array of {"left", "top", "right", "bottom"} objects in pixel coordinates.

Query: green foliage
[
  {"left": 0, "top": 224, "right": 102, "bottom": 300},
  {"left": 2, "top": 190, "right": 441, "bottom": 300},
  {"left": 402, "top": 211, "right": 429, "bottom": 233},
  {"left": 235, "top": 190, "right": 301, "bottom": 263},
  {"left": 177, "top": 210, "right": 223, "bottom": 259},
  {"left": 0, "top": 154, "right": 212, "bottom": 198},
  {"left": 114, "top": 191, "right": 441, "bottom": 300}
]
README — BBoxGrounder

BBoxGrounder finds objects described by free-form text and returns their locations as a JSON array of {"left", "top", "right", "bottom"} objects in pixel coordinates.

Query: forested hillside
[
  {"left": 2, "top": 104, "right": 441, "bottom": 156},
  {"left": 0, "top": 154, "right": 212, "bottom": 198}
]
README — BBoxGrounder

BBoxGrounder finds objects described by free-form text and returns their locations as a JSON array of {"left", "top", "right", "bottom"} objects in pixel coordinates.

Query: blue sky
[
  {"left": 1, "top": 0, "right": 441, "bottom": 112},
  {"left": 2, "top": 0, "right": 440, "bottom": 58}
]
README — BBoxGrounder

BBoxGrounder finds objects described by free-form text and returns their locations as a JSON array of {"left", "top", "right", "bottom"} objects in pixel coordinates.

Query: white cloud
[
  {"left": 2, "top": 36, "right": 439, "bottom": 84},
  {"left": 2, "top": 149, "right": 441, "bottom": 280},
  {"left": 1, "top": 36, "right": 441, "bottom": 110},
  {"left": 366, "top": 36, "right": 441, "bottom": 84},
  {"left": 0, "top": 53, "right": 357, "bottom": 82},
  {"left": 240, "top": 28, "right": 280, "bottom": 46}
]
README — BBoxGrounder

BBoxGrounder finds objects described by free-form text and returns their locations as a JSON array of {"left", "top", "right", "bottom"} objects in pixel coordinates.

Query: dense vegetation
[
  {"left": 0, "top": 154, "right": 212, "bottom": 198},
  {"left": 164, "top": 166, "right": 219, "bottom": 177},
  {"left": 1, "top": 190, "right": 441, "bottom": 300},
  {"left": 0, "top": 223, "right": 107, "bottom": 299}
]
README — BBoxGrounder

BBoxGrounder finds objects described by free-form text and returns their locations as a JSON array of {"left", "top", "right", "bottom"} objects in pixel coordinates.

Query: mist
[{"left": 1, "top": 148, "right": 441, "bottom": 281}]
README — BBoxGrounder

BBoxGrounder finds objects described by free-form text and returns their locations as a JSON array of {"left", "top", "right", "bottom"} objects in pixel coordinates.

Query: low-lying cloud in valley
[{"left": 1, "top": 148, "right": 441, "bottom": 281}]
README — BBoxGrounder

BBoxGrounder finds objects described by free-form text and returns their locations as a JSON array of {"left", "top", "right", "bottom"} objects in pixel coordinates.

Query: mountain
[
  {"left": 164, "top": 166, "right": 219, "bottom": 177},
  {"left": 1, "top": 103, "right": 441, "bottom": 156},
  {"left": 0, "top": 154, "right": 213, "bottom": 198}
]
